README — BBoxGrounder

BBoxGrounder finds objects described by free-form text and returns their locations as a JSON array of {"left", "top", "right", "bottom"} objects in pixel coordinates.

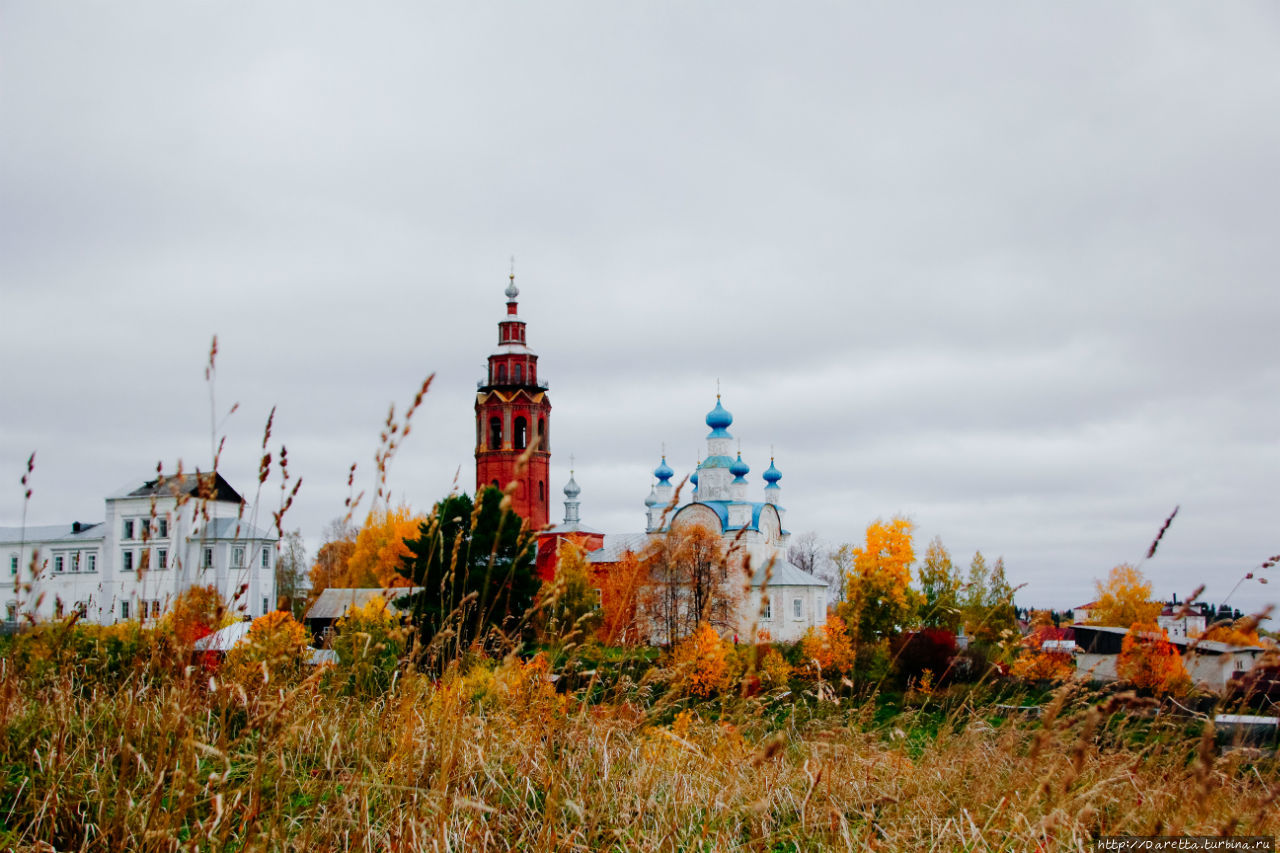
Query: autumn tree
[
  {"left": 668, "top": 621, "right": 731, "bottom": 697},
  {"left": 917, "top": 536, "right": 963, "bottom": 632},
  {"left": 400, "top": 488, "right": 540, "bottom": 660},
  {"left": 1200, "top": 618, "right": 1263, "bottom": 646},
  {"left": 345, "top": 505, "right": 424, "bottom": 589},
  {"left": 788, "top": 532, "right": 824, "bottom": 575},
  {"left": 642, "top": 523, "right": 743, "bottom": 644},
  {"left": 838, "top": 517, "right": 921, "bottom": 647},
  {"left": 223, "top": 610, "right": 312, "bottom": 687},
  {"left": 1116, "top": 622, "right": 1190, "bottom": 695},
  {"left": 308, "top": 518, "right": 358, "bottom": 601},
  {"left": 1089, "top": 564, "right": 1160, "bottom": 627},
  {"left": 536, "top": 540, "right": 601, "bottom": 647},
  {"left": 330, "top": 594, "right": 406, "bottom": 695},
  {"left": 597, "top": 550, "right": 645, "bottom": 646},
  {"left": 959, "top": 551, "right": 1019, "bottom": 644},
  {"left": 274, "top": 530, "right": 308, "bottom": 616},
  {"left": 799, "top": 613, "right": 856, "bottom": 677}
]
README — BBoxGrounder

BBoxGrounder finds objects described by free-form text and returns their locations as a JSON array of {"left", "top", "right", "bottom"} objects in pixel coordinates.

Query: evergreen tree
[{"left": 401, "top": 487, "right": 540, "bottom": 661}]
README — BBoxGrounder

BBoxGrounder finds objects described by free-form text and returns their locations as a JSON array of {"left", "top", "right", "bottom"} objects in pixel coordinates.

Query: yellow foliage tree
[
  {"left": 1089, "top": 564, "right": 1160, "bottom": 627},
  {"left": 669, "top": 621, "right": 730, "bottom": 697},
  {"left": 224, "top": 610, "right": 311, "bottom": 686},
  {"left": 1010, "top": 633, "right": 1075, "bottom": 683},
  {"left": 1200, "top": 620, "right": 1262, "bottom": 646},
  {"left": 345, "top": 506, "right": 423, "bottom": 589},
  {"left": 839, "top": 517, "right": 921, "bottom": 645},
  {"left": 1117, "top": 622, "right": 1190, "bottom": 695}
]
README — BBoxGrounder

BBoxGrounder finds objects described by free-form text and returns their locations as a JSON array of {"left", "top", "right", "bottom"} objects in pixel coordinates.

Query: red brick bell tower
[{"left": 475, "top": 272, "right": 551, "bottom": 529}]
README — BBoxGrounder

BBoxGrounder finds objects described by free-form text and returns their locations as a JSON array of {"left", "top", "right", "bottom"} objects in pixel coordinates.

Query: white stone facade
[{"left": 1, "top": 473, "right": 277, "bottom": 626}]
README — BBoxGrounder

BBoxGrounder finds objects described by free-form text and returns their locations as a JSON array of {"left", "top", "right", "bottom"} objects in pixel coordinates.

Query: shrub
[
  {"left": 330, "top": 594, "right": 406, "bottom": 695},
  {"left": 223, "top": 611, "right": 310, "bottom": 687},
  {"left": 892, "top": 628, "right": 957, "bottom": 684},
  {"left": 669, "top": 622, "right": 730, "bottom": 697}
]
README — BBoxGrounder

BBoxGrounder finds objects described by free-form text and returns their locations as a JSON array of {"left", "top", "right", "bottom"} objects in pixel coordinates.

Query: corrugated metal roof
[
  {"left": 193, "top": 621, "right": 253, "bottom": 651},
  {"left": 305, "top": 587, "right": 423, "bottom": 621},
  {"left": 1071, "top": 624, "right": 1266, "bottom": 655}
]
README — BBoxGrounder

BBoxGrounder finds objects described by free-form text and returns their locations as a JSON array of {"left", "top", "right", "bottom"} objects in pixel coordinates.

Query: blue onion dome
[
  {"left": 654, "top": 455, "right": 674, "bottom": 483},
  {"left": 690, "top": 468, "right": 699, "bottom": 487},
  {"left": 763, "top": 457, "right": 782, "bottom": 485},
  {"left": 644, "top": 484, "right": 659, "bottom": 507},
  {"left": 730, "top": 452, "right": 750, "bottom": 479},
  {"left": 705, "top": 395, "right": 733, "bottom": 436},
  {"left": 564, "top": 473, "right": 581, "bottom": 500}
]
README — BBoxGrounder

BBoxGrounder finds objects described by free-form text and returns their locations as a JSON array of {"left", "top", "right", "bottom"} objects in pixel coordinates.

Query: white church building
[
  {"left": 1, "top": 472, "right": 277, "bottom": 626},
  {"left": 573, "top": 395, "right": 829, "bottom": 643}
]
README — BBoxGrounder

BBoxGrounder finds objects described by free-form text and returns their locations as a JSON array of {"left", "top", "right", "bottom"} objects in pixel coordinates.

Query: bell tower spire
[{"left": 475, "top": 267, "right": 552, "bottom": 528}]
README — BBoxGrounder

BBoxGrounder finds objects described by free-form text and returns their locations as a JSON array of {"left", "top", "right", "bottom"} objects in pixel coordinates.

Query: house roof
[
  {"left": 304, "top": 587, "right": 422, "bottom": 621},
  {"left": 1071, "top": 624, "right": 1266, "bottom": 655},
  {"left": 111, "top": 472, "right": 244, "bottom": 504},
  {"left": 586, "top": 533, "right": 651, "bottom": 563},
  {"left": 193, "top": 620, "right": 253, "bottom": 651},
  {"left": 749, "top": 556, "right": 828, "bottom": 589},
  {"left": 200, "top": 517, "right": 276, "bottom": 541},
  {"left": 0, "top": 522, "right": 105, "bottom": 545}
]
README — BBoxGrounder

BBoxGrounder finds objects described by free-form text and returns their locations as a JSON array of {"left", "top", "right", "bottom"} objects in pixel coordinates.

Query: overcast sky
[{"left": 3, "top": 4, "right": 1278, "bottom": 616}]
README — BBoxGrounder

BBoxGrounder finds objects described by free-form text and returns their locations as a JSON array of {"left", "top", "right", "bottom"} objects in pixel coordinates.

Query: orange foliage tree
[
  {"left": 1089, "top": 564, "right": 1160, "bottom": 627},
  {"left": 224, "top": 610, "right": 311, "bottom": 686},
  {"left": 346, "top": 506, "right": 423, "bottom": 589},
  {"left": 642, "top": 523, "right": 742, "bottom": 644},
  {"left": 799, "top": 614, "right": 856, "bottom": 677},
  {"left": 839, "top": 517, "right": 921, "bottom": 646},
  {"left": 596, "top": 550, "right": 646, "bottom": 646},
  {"left": 308, "top": 519, "right": 358, "bottom": 601},
  {"left": 1010, "top": 629, "right": 1075, "bottom": 683},
  {"left": 669, "top": 621, "right": 730, "bottom": 697},
  {"left": 1200, "top": 622, "right": 1262, "bottom": 646},
  {"left": 1117, "top": 622, "right": 1190, "bottom": 695}
]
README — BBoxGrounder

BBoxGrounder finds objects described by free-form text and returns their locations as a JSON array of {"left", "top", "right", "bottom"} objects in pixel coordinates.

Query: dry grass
[{"left": 0, "top": 653, "right": 1275, "bottom": 852}]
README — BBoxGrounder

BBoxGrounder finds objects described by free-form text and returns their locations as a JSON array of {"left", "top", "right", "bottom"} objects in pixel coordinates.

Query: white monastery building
[{"left": 1, "top": 472, "right": 277, "bottom": 626}]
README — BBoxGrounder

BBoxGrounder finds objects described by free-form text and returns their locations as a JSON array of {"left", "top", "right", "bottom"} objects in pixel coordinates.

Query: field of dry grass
[{"left": 0, "top": 644, "right": 1275, "bottom": 852}]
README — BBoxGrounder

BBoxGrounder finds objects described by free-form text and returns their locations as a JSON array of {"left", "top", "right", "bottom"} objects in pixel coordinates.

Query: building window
[
  {"left": 538, "top": 418, "right": 546, "bottom": 450},
  {"left": 489, "top": 417, "right": 502, "bottom": 450},
  {"left": 122, "top": 550, "right": 134, "bottom": 572},
  {"left": 261, "top": 548, "right": 270, "bottom": 569},
  {"left": 8, "top": 554, "right": 16, "bottom": 575},
  {"left": 203, "top": 548, "right": 213, "bottom": 569},
  {"left": 232, "top": 546, "right": 245, "bottom": 568},
  {"left": 55, "top": 599, "right": 64, "bottom": 619},
  {"left": 71, "top": 553, "right": 80, "bottom": 573},
  {"left": 139, "top": 550, "right": 150, "bottom": 571},
  {"left": 87, "top": 554, "right": 96, "bottom": 573},
  {"left": 793, "top": 598, "right": 803, "bottom": 619},
  {"left": 75, "top": 601, "right": 87, "bottom": 618},
  {"left": 123, "top": 519, "right": 134, "bottom": 540},
  {"left": 158, "top": 518, "right": 168, "bottom": 538},
  {"left": 538, "top": 481, "right": 545, "bottom": 502},
  {"left": 5, "top": 602, "right": 16, "bottom": 623},
  {"left": 514, "top": 363, "right": 523, "bottom": 384},
  {"left": 157, "top": 549, "right": 167, "bottom": 570},
  {"left": 263, "top": 596, "right": 270, "bottom": 615},
  {"left": 762, "top": 596, "right": 772, "bottom": 620},
  {"left": 121, "top": 601, "right": 130, "bottom": 620},
  {"left": 498, "top": 364, "right": 507, "bottom": 384},
  {"left": 151, "top": 600, "right": 161, "bottom": 619},
  {"left": 54, "top": 555, "right": 64, "bottom": 573},
  {"left": 514, "top": 416, "right": 528, "bottom": 450}
]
